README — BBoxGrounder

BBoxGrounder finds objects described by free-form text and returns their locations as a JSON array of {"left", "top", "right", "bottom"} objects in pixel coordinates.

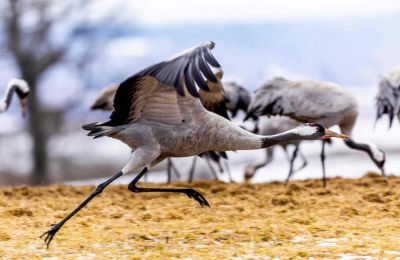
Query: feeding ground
[{"left": 1, "top": 172, "right": 400, "bottom": 259}]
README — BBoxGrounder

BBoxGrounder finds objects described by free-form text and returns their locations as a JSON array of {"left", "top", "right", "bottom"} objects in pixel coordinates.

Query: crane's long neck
[
  {"left": 207, "top": 113, "right": 311, "bottom": 152},
  {"left": 0, "top": 83, "right": 18, "bottom": 113},
  {"left": 344, "top": 138, "right": 384, "bottom": 170}
]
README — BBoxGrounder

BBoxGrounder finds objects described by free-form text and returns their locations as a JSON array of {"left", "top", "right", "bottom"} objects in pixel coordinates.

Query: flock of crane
[{"left": 1, "top": 42, "right": 399, "bottom": 248}]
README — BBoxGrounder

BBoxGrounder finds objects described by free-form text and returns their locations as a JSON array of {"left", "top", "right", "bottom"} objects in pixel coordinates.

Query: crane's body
[
  {"left": 41, "top": 42, "right": 346, "bottom": 248},
  {"left": 248, "top": 77, "right": 358, "bottom": 135},
  {"left": 247, "top": 77, "right": 385, "bottom": 185}
]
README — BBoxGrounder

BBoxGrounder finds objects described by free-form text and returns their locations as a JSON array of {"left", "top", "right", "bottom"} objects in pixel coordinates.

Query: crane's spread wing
[{"left": 106, "top": 41, "right": 223, "bottom": 126}]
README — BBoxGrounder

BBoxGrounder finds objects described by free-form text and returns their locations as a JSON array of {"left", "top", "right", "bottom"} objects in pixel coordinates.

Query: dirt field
[{"left": 1, "top": 172, "right": 400, "bottom": 259}]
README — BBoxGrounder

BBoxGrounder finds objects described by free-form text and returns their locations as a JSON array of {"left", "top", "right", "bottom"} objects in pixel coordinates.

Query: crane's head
[
  {"left": 8, "top": 79, "right": 30, "bottom": 117},
  {"left": 356, "top": 141, "right": 386, "bottom": 176},
  {"left": 292, "top": 123, "right": 348, "bottom": 140},
  {"left": 260, "top": 123, "right": 348, "bottom": 148}
]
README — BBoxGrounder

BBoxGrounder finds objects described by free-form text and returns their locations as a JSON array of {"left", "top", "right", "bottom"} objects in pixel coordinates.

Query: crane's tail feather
[{"left": 82, "top": 122, "right": 119, "bottom": 139}]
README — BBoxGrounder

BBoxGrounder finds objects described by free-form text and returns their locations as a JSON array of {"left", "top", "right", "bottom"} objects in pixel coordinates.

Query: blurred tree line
[{"left": 1, "top": 0, "right": 120, "bottom": 184}]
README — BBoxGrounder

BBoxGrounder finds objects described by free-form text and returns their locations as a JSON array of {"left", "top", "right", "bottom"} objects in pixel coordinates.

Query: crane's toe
[
  {"left": 184, "top": 189, "right": 210, "bottom": 207},
  {"left": 40, "top": 223, "right": 61, "bottom": 248}
]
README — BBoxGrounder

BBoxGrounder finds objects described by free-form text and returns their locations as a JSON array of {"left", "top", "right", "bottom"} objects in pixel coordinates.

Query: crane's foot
[
  {"left": 184, "top": 189, "right": 210, "bottom": 207},
  {"left": 40, "top": 223, "right": 62, "bottom": 248}
]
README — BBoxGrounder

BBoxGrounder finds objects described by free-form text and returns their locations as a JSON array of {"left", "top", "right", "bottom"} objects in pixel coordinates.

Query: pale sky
[{"left": 99, "top": 0, "right": 400, "bottom": 27}]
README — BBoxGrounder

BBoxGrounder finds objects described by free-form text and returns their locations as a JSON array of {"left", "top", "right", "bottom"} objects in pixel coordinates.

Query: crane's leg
[
  {"left": 167, "top": 158, "right": 172, "bottom": 184},
  {"left": 40, "top": 171, "right": 123, "bottom": 248},
  {"left": 216, "top": 160, "right": 224, "bottom": 173},
  {"left": 293, "top": 148, "right": 308, "bottom": 173},
  {"left": 170, "top": 160, "right": 182, "bottom": 179},
  {"left": 320, "top": 140, "right": 327, "bottom": 187},
  {"left": 205, "top": 157, "right": 219, "bottom": 180},
  {"left": 188, "top": 156, "right": 197, "bottom": 183},
  {"left": 284, "top": 145, "right": 299, "bottom": 185},
  {"left": 282, "top": 146, "right": 291, "bottom": 162},
  {"left": 128, "top": 167, "right": 209, "bottom": 207},
  {"left": 224, "top": 160, "right": 234, "bottom": 183},
  {"left": 244, "top": 147, "right": 273, "bottom": 180}
]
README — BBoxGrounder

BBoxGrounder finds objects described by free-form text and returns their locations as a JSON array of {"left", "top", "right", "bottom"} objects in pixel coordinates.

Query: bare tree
[{"left": 1, "top": 0, "right": 117, "bottom": 184}]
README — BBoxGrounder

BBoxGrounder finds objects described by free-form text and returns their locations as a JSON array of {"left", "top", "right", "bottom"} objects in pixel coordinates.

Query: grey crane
[
  {"left": 375, "top": 71, "right": 400, "bottom": 128},
  {"left": 91, "top": 82, "right": 230, "bottom": 183},
  {"left": 41, "top": 42, "right": 347, "bottom": 247},
  {"left": 246, "top": 77, "right": 386, "bottom": 186},
  {"left": 0, "top": 78, "right": 30, "bottom": 116}
]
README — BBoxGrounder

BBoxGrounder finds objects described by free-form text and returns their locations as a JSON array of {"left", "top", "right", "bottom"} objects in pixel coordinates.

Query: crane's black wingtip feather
[{"left": 107, "top": 42, "right": 222, "bottom": 126}]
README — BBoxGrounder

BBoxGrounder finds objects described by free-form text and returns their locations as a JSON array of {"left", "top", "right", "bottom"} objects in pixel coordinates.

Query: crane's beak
[
  {"left": 321, "top": 129, "right": 348, "bottom": 139},
  {"left": 20, "top": 98, "right": 27, "bottom": 117}
]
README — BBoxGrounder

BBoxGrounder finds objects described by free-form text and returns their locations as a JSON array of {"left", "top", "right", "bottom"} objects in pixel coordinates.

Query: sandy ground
[{"left": 1, "top": 172, "right": 400, "bottom": 259}]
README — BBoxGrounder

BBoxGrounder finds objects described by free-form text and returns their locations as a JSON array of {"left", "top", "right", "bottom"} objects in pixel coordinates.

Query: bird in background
[
  {"left": 0, "top": 78, "right": 30, "bottom": 117},
  {"left": 41, "top": 42, "right": 347, "bottom": 247},
  {"left": 222, "top": 82, "right": 308, "bottom": 182},
  {"left": 223, "top": 81, "right": 252, "bottom": 118},
  {"left": 244, "top": 116, "right": 308, "bottom": 183},
  {"left": 375, "top": 70, "right": 400, "bottom": 128},
  {"left": 90, "top": 83, "right": 182, "bottom": 183},
  {"left": 246, "top": 77, "right": 385, "bottom": 187}
]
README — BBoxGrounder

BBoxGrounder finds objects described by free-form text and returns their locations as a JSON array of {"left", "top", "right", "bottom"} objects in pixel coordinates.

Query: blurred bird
[
  {"left": 223, "top": 81, "right": 251, "bottom": 118},
  {"left": 246, "top": 77, "right": 385, "bottom": 186},
  {"left": 90, "top": 83, "right": 182, "bottom": 183},
  {"left": 375, "top": 71, "right": 400, "bottom": 128},
  {"left": 41, "top": 42, "right": 347, "bottom": 247},
  {"left": 0, "top": 78, "right": 30, "bottom": 117},
  {"left": 244, "top": 116, "right": 308, "bottom": 182},
  {"left": 222, "top": 83, "right": 308, "bottom": 182}
]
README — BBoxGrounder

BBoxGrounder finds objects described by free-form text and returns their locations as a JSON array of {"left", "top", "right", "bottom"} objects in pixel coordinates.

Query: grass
[{"left": 1, "top": 172, "right": 400, "bottom": 258}]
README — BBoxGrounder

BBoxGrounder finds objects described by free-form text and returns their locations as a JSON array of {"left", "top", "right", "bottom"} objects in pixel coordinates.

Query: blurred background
[{"left": 0, "top": 0, "right": 399, "bottom": 186}]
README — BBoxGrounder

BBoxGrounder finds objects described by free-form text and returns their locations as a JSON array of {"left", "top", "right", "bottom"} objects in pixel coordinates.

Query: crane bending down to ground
[
  {"left": 375, "top": 70, "right": 400, "bottom": 128},
  {"left": 246, "top": 77, "right": 386, "bottom": 187},
  {"left": 41, "top": 42, "right": 347, "bottom": 247},
  {"left": 91, "top": 84, "right": 182, "bottom": 183},
  {"left": 244, "top": 116, "right": 308, "bottom": 182},
  {"left": 0, "top": 78, "right": 30, "bottom": 116},
  {"left": 222, "top": 82, "right": 308, "bottom": 182}
]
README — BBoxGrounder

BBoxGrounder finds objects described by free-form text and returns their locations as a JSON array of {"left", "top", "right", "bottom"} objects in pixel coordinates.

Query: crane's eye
[{"left": 306, "top": 123, "right": 324, "bottom": 133}]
